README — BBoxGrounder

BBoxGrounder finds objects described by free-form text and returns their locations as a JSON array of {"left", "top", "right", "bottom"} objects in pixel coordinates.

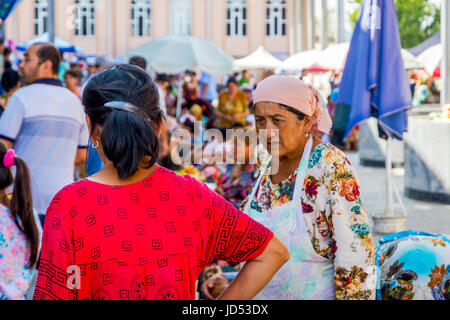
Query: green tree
[{"left": 349, "top": 0, "right": 440, "bottom": 49}]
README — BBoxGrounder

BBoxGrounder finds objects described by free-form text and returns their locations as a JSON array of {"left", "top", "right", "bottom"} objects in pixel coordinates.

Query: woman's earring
[
  {"left": 92, "top": 140, "right": 99, "bottom": 149},
  {"left": 305, "top": 132, "right": 310, "bottom": 138}
]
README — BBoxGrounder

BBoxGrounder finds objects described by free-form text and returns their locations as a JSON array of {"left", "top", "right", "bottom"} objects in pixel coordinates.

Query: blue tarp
[
  {"left": 16, "top": 33, "right": 82, "bottom": 53},
  {"left": 337, "top": 0, "right": 412, "bottom": 140}
]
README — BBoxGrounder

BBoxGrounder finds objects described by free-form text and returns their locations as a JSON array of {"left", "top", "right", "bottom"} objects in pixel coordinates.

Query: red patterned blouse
[{"left": 33, "top": 166, "right": 273, "bottom": 300}]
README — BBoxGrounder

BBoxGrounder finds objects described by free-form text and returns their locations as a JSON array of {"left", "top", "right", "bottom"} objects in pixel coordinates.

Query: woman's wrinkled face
[{"left": 254, "top": 102, "right": 313, "bottom": 157}]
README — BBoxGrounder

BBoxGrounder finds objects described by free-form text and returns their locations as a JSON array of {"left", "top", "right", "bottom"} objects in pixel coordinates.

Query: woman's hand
[
  {"left": 201, "top": 274, "right": 230, "bottom": 300},
  {"left": 217, "top": 235, "right": 290, "bottom": 300}
]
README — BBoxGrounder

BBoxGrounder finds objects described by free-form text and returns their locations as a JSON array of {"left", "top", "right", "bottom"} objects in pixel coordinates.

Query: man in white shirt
[{"left": 0, "top": 43, "right": 89, "bottom": 226}]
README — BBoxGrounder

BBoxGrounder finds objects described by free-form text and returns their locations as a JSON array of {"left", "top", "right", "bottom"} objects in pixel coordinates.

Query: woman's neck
[
  {"left": 269, "top": 137, "right": 322, "bottom": 185},
  {"left": 87, "top": 162, "right": 159, "bottom": 186}
]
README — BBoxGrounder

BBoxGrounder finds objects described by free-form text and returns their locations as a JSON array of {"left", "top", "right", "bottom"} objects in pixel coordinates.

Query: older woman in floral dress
[{"left": 239, "top": 76, "right": 376, "bottom": 300}]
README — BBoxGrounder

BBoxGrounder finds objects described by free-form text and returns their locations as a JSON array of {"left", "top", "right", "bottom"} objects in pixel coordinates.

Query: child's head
[
  {"left": 190, "top": 104, "right": 203, "bottom": 120},
  {"left": 1, "top": 69, "right": 20, "bottom": 94},
  {"left": 0, "top": 142, "right": 39, "bottom": 268}
]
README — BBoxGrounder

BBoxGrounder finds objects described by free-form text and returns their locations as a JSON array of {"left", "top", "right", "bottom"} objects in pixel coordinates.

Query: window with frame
[
  {"left": 226, "top": 0, "right": 247, "bottom": 37},
  {"left": 266, "top": 0, "right": 286, "bottom": 37},
  {"left": 130, "top": 0, "right": 151, "bottom": 37},
  {"left": 74, "top": 0, "right": 95, "bottom": 36},
  {"left": 34, "top": 0, "right": 48, "bottom": 36},
  {"left": 169, "top": 0, "right": 192, "bottom": 36}
]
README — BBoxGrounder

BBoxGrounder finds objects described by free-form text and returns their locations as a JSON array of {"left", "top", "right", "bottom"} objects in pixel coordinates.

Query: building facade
[{"left": 5, "top": 0, "right": 342, "bottom": 59}]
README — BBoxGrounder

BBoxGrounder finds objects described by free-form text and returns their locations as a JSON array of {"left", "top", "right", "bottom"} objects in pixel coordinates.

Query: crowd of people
[{"left": 0, "top": 41, "right": 448, "bottom": 301}]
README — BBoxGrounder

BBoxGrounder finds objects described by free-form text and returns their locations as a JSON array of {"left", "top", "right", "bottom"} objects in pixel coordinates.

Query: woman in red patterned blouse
[{"left": 33, "top": 64, "right": 289, "bottom": 300}]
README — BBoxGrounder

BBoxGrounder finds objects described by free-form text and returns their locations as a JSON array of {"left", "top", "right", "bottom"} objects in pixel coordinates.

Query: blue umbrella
[
  {"left": 0, "top": 0, "right": 21, "bottom": 23},
  {"left": 16, "top": 33, "right": 82, "bottom": 53},
  {"left": 337, "top": 0, "right": 412, "bottom": 140}
]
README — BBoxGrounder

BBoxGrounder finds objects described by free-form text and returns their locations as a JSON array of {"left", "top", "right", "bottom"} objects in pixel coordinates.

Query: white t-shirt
[{"left": 0, "top": 82, "right": 89, "bottom": 214}]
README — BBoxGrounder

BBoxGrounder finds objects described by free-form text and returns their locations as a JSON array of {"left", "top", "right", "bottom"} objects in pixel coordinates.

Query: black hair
[
  {"left": 65, "top": 68, "right": 82, "bottom": 80},
  {"left": 279, "top": 104, "right": 307, "bottom": 121},
  {"left": 82, "top": 64, "right": 162, "bottom": 179},
  {"left": 0, "top": 142, "right": 39, "bottom": 268},
  {"left": 1, "top": 69, "right": 20, "bottom": 92},
  {"left": 156, "top": 73, "right": 169, "bottom": 83},
  {"left": 33, "top": 43, "right": 61, "bottom": 75},
  {"left": 231, "top": 122, "right": 244, "bottom": 129},
  {"left": 181, "top": 118, "right": 195, "bottom": 133},
  {"left": 129, "top": 56, "right": 147, "bottom": 71},
  {"left": 227, "top": 77, "right": 238, "bottom": 87}
]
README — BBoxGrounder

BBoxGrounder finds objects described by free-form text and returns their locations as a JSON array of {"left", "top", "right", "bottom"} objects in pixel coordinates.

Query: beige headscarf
[{"left": 253, "top": 75, "right": 333, "bottom": 134}]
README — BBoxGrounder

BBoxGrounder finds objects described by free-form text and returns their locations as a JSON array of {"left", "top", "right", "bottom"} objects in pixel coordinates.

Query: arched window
[
  {"left": 74, "top": 0, "right": 95, "bottom": 36},
  {"left": 34, "top": 0, "right": 48, "bottom": 36},
  {"left": 130, "top": 0, "right": 151, "bottom": 37},
  {"left": 266, "top": 0, "right": 286, "bottom": 37},
  {"left": 226, "top": 0, "right": 247, "bottom": 37},
  {"left": 170, "top": 0, "right": 192, "bottom": 36}
]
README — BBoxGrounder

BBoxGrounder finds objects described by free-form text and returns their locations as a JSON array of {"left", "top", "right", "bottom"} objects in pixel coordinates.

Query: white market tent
[
  {"left": 279, "top": 49, "right": 321, "bottom": 72},
  {"left": 309, "top": 43, "right": 350, "bottom": 71},
  {"left": 401, "top": 49, "right": 423, "bottom": 70},
  {"left": 233, "top": 46, "right": 282, "bottom": 70},
  {"left": 123, "top": 35, "right": 234, "bottom": 75},
  {"left": 408, "top": 30, "right": 440, "bottom": 56},
  {"left": 417, "top": 43, "right": 442, "bottom": 75},
  {"left": 308, "top": 42, "right": 422, "bottom": 72}
]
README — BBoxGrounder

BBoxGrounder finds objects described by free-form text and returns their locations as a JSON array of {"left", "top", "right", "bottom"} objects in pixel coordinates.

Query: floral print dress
[
  {"left": 0, "top": 204, "right": 42, "bottom": 300},
  {"left": 241, "top": 142, "right": 376, "bottom": 300}
]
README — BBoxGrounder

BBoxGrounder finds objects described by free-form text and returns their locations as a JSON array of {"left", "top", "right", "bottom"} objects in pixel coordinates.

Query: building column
[
  {"left": 337, "top": 0, "right": 345, "bottom": 43},
  {"left": 297, "top": 0, "right": 307, "bottom": 52},
  {"left": 442, "top": 0, "right": 450, "bottom": 115},
  {"left": 108, "top": 0, "right": 114, "bottom": 57},
  {"left": 308, "top": 0, "right": 315, "bottom": 49},
  {"left": 206, "top": 0, "right": 211, "bottom": 40},
  {"left": 321, "top": 0, "right": 327, "bottom": 49},
  {"left": 289, "top": 0, "right": 297, "bottom": 55},
  {"left": 48, "top": 0, "right": 55, "bottom": 43}
]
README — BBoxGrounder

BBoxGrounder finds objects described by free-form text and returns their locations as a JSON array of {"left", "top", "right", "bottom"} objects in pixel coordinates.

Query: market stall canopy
[
  {"left": 123, "top": 35, "right": 234, "bottom": 75},
  {"left": 417, "top": 43, "right": 441, "bottom": 76},
  {"left": 401, "top": 49, "right": 423, "bottom": 70},
  {"left": 408, "top": 30, "right": 440, "bottom": 57},
  {"left": 233, "top": 46, "right": 282, "bottom": 70},
  {"left": 309, "top": 43, "right": 350, "bottom": 71},
  {"left": 16, "top": 33, "right": 82, "bottom": 53},
  {"left": 309, "top": 42, "right": 422, "bottom": 72},
  {"left": 0, "top": 0, "right": 22, "bottom": 23},
  {"left": 279, "top": 49, "right": 321, "bottom": 72}
]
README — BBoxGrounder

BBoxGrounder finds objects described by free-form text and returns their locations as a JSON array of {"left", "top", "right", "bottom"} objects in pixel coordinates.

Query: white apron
[{"left": 244, "top": 137, "right": 335, "bottom": 300}]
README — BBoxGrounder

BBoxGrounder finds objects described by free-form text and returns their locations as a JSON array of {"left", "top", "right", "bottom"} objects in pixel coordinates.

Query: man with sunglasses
[{"left": 0, "top": 43, "right": 89, "bottom": 228}]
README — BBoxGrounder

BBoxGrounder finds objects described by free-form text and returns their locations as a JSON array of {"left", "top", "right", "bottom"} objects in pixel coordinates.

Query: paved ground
[{"left": 346, "top": 151, "right": 450, "bottom": 245}]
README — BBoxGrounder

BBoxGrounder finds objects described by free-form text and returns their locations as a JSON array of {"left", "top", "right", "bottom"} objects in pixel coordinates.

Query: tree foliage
[{"left": 349, "top": 0, "right": 440, "bottom": 49}]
